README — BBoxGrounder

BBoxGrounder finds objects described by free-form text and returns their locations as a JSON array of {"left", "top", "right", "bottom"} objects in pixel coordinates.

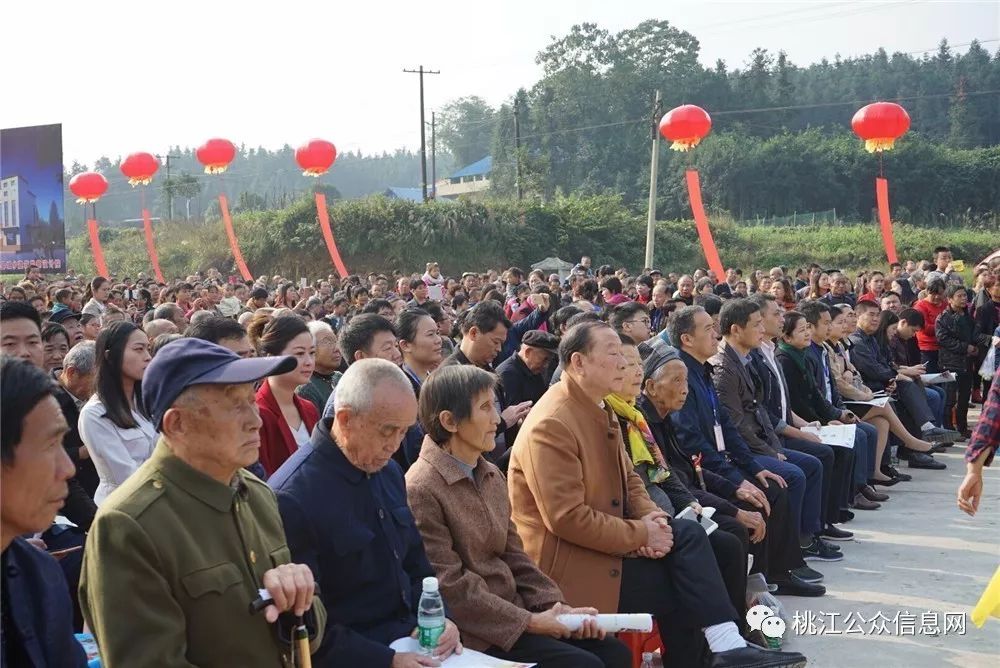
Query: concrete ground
[{"left": 779, "top": 416, "right": 1000, "bottom": 667}]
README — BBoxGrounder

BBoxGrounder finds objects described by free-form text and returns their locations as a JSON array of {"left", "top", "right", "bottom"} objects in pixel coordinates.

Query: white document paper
[
  {"left": 920, "top": 372, "right": 955, "bottom": 385},
  {"left": 844, "top": 396, "right": 893, "bottom": 408},
  {"left": 390, "top": 638, "right": 535, "bottom": 667},
  {"left": 802, "top": 424, "right": 856, "bottom": 448},
  {"left": 557, "top": 613, "right": 653, "bottom": 633},
  {"left": 674, "top": 505, "right": 719, "bottom": 536}
]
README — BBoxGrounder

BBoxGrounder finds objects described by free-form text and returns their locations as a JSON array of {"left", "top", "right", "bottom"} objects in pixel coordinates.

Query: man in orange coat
[{"left": 508, "top": 320, "right": 806, "bottom": 668}]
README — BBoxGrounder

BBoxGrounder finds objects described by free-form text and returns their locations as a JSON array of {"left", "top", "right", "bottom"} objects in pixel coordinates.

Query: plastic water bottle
[
  {"left": 417, "top": 577, "right": 445, "bottom": 655},
  {"left": 641, "top": 652, "right": 655, "bottom": 668},
  {"left": 890, "top": 443, "right": 899, "bottom": 467}
]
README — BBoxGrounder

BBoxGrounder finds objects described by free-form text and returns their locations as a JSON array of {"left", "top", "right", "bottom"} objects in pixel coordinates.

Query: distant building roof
[
  {"left": 448, "top": 156, "right": 492, "bottom": 179},
  {"left": 383, "top": 187, "right": 426, "bottom": 202}
]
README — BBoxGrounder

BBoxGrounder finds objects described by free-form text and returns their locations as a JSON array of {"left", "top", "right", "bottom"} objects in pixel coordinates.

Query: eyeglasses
[{"left": 626, "top": 318, "right": 651, "bottom": 326}]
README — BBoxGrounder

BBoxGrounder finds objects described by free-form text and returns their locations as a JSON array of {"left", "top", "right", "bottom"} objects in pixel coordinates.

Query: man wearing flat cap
[
  {"left": 496, "top": 329, "right": 559, "bottom": 409},
  {"left": 80, "top": 339, "right": 326, "bottom": 667}
]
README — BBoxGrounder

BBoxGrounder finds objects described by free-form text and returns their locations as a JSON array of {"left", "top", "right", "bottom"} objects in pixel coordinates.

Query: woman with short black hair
[
  {"left": 406, "top": 365, "right": 631, "bottom": 668},
  {"left": 78, "top": 321, "right": 154, "bottom": 504}
]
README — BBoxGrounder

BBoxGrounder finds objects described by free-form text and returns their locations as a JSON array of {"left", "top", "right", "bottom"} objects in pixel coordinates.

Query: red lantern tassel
[
  {"left": 87, "top": 219, "right": 109, "bottom": 279},
  {"left": 218, "top": 194, "right": 253, "bottom": 281},
  {"left": 314, "top": 192, "right": 349, "bottom": 278},
  {"left": 875, "top": 177, "right": 899, "bottom": 265},
  {"left": 141, "top": 208, "right": 166, "bottom": 284},
  {"left": 685, "top": 170, "right": 726, "bottom": 280}
]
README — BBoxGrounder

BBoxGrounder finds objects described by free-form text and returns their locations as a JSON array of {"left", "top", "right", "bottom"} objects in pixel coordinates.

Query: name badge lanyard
[{"left": 694, "top": 369, "right": 727, "bottom": 453}]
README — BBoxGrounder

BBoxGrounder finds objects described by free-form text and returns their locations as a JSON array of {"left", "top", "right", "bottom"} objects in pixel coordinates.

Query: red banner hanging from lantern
[
  {"left": 69, "top": 172, "right": 110, "bottom": 278},
  {"left": 852, "top": 102, "right": 909, "bottom": 263},
  {"left": 295, "top": 139, "right": 349, "bottom": 277},
  {"left": 875, "top": 178, "right": 898, "bottom": 265},
  {"left": 196, "top": 138, "right": 253, "bottom": 280},
  {"left": 141, "top": 208, "right": 166, "bottom": 283},
  {"left": 659, "top": 105, "right": 725, "bottom": 279},
  {"left": 120, "top": 152, "right": 165, "bottom": 283}
]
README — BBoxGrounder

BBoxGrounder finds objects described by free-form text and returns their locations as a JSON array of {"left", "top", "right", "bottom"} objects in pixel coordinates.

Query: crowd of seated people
[{"left": 2, "top": 246, "right": 998, "bottom": 667}]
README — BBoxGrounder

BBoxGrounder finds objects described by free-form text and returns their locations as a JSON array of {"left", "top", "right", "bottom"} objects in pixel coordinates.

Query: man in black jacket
[
  {"left": 1, "top": 356, "right": 87, "bottom": 667},
  {"left": 441, "top": 301, "right": 532, "bottom": 462},
  {"left": 936, "top": 284, "right": 991, "bottom": 436},
  {"left": 639, "top": 340, "right": 825, "bottom": 597},
  {"left": 496, "top": 330, "right": 558, "bottom": 408},
  {"left": 51, "top": 342, "right": 99, "bottom": 530},
  {"left": 848, "top": 299, "right": 957, "bottom": 455}
]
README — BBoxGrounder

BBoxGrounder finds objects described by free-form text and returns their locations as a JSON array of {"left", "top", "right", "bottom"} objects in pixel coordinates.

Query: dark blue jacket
[
  {"left": 1, "top": 538, "right": 87, "bottom": 667},
  {"left": 806, "top": 342, "right": 843, "bottom": 408},
  {"left": 269, "top": 421, "right": 436, "bottom": 668},
  {"left": 498, "top": 305, "right": 550, "bottom": 364},
  {"left": 670, "top": 349, "right": 765, "bottom": 486}
]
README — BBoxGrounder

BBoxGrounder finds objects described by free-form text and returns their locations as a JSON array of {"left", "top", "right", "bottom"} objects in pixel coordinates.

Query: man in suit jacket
[
  {"left": 714, "top": 299, "right": 851, "bottom": 552},
  {"left": 508, "top": 320, "right": 806, "bottom": 668}
]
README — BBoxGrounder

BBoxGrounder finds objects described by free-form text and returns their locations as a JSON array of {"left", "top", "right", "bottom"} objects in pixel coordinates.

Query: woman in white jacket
[{"left": 78, "top": 320, "right": 155, "bottom": 505}]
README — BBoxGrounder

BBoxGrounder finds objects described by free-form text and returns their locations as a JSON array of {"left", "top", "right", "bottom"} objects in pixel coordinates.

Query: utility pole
[
  {"left": 403, "top": 65, "right": 440, "bottom": 202},
  {"left": 430, "top": 111, "right": 437, "bottom": 199},
  {"left": 513, "top": 98, "right": 523, "bottom": 201},
  {"left": 644, "top": 91, "right": 662, "bottom": 270},
  {"left": 157, "top": 152, "right": 182, "bottom": 220}
]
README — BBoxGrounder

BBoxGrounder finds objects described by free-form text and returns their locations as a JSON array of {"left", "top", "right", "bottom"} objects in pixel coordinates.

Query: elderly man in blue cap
[{"left": 80, "top": 338, "right": 326, "bottom": 667}]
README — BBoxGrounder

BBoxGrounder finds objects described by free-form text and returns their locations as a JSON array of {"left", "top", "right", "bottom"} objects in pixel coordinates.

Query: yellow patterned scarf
[{"left": 606, "top": 393, "right": 670, "bottom": 483}]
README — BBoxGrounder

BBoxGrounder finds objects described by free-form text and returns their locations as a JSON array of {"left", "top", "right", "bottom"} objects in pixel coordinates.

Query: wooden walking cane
[{"left": 291, "top": 618, "right": 312, "bottom": 668}]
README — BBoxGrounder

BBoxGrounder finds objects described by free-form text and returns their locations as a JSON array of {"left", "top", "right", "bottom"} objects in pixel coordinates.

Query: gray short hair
[
  {"left": 307, "top": 320, "right": 333, "bottom": 337},
  {"left": 188, "top": 310, "right": 215, "bottom": 327},
  {"left": 63, "top": 341, "right": 97, "bottom": 375},
  {"left": 334, "top": 358, "right": 410, "bottom": 414}
]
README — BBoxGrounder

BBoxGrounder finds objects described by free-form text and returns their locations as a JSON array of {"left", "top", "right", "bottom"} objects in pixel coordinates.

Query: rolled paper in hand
[{"left": 558, "top": 613, "right": 653, "bottom": 633}]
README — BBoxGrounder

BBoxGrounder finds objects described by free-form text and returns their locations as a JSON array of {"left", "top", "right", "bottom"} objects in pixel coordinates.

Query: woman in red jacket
[
  {"left": 255, "top": 315, "right": 318, "bottom": 475},
  {"left": 914, "top": 278, "right": 949, "bottom": 373}
]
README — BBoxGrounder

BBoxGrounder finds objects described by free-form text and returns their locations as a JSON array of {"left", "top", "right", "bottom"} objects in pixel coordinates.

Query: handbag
[{"left": 979, "top": 346, "right": 997, "bottom": 381}]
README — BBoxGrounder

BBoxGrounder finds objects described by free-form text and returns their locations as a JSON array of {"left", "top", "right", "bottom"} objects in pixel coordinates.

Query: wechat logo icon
[{"left": 746, "top": 604, "right": 786, "bottom": 648}]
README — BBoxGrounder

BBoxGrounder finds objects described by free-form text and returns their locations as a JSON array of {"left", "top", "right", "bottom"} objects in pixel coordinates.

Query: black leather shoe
[
  {"left": 839, "top": 509, "right": 855, "bottom": 522},
  {"left": 861, "top": 485, "right": 889, "bottom": 502},
  {"left": 882, "top": 465, "right": 911, "bottom": 481},
  {"left": 870, "top": 476, "right": 900, "bottom": 487},
  {"left": 711, "top": 645, "right": 808, "bottom": 667},
  {"left": 908, "top": 452, "right": 946, "bottom": 470}
]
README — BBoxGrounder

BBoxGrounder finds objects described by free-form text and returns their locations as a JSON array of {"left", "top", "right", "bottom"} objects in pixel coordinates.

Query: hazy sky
[{"left": 3, "top": 0, "right": 996, "bottom": 165}]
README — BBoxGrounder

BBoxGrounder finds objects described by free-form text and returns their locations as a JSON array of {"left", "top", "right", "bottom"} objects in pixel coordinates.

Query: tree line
[{"left": 65, "top": 20, "right": 999, "bottom": 236}]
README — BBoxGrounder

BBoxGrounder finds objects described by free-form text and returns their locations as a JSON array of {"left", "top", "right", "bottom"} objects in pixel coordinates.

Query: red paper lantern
[
  {"left": 120, "top": 152, "right": 160, "bottom": 186},
  {"left": 659, "top": 105, "right": 712, "bottom": 151},
  {"left": 852, "top": 102, "right": 910, "bottom": 153},
  {"left": 69, "top": 172, "right": 109, "bottom": 204},
  {"left": 295, "top": 139, "right": 338, "bottom": 177},
  {"left": 195, "top": 138, "right": 237, "bottom": 174}
]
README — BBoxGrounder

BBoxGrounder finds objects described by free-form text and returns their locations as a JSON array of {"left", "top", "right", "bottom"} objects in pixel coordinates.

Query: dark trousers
[
  {"left": 619, "top": 519, "right": 738, "bottom": 667},
  {"left": 62, "top": 478, "right": 96, "bottom": 532},
  {"left": 895, "top": 378, "right": 935, "bottom": 426},
  {"left": 784, "top": 438, "right": 852, "bottom": 525},
  {"left": 753, "top": 452, "right": 823, "bottom": 536},
  {"left": 920, "top": 350, "right": 940, "bottom": 374},
  {"left": 943, "top": 370, "right": 974, "bottom": 432},
  {"left": 487, "top": 633, "right": 632, "bottom": 668},
  {"left": 709, "top": 514, "right": 750, "bottom": 631},
  {"left": 735, "top": 482, "right": 803, "bottom": 581}
]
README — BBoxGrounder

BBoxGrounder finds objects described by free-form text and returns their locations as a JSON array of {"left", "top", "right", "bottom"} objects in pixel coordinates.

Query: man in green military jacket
[{"left": 80, "top": 338, "right": 326, "bottom": 667}]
